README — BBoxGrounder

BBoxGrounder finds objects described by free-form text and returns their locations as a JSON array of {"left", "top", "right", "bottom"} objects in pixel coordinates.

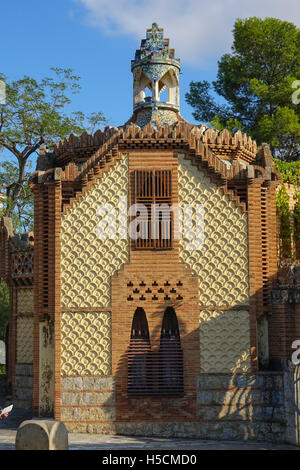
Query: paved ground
[{"left": 0, "top": 428, "right": 299, "bottom": 450}]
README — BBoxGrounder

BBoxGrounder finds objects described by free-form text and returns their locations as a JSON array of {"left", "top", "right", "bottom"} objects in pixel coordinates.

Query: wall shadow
[{"left": 108, "top": 264, "right": 300, "bottom": 441}]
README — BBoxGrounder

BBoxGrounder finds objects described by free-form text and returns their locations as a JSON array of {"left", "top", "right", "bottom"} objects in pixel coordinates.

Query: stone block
[
  {"left": 61, "top": 390, "right": 115, "bottom": 406},
  {"left": 274, "top": 374, "right": 284, "bottom": 389},
  {"left": 15, "top": 375, "right": 33, "bottom": 389},
  {"left": 15, "top": 387, "right": 33, "bottom": 401},
  {"left": 272, "top": 390, "right": 283, "bottom": 404},
  {"left": 197, "top": 374, "right": 230, "bottom": 389},
  {"left": 197, "top": 404, "right": 253, "bottom": 421},
  {"left": 15, "top": 419, "right": 68, "bottom": 450},
  {"left": 15, "top": 364, "right": 33, "bottom": 376},
  {"left": 60, "top": 405, "right": 115, "bottom": 421},
  {"left": 61, "top": 375, "right": 115, "bottom": 392},
  {"left": 82, "top": 376, "right": 115, "bottom": 391},
  {"left": 14, "top": 399, "right": 33, "bottom": 410}
]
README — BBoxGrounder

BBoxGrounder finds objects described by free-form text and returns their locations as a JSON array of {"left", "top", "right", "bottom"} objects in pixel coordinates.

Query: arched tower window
[
  {"left": 128, "top": 308, "right": 152, "bottom": 396},
  {"left": 159, "top": 307, "right": 184, "bottom": 396}
]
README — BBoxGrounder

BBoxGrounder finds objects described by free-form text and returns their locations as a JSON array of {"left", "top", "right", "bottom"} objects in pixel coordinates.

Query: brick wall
[{"left": 26, "top": 127, "right": 284, "bottom": 440}]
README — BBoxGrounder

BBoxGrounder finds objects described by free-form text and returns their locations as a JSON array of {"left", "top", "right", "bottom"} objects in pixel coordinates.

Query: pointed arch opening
[
  {"left": 128, "top": 307, "right": 152, "bottom": 396},
  {"left": 159, "top": 307, "right": 184, "bottom": 396}
]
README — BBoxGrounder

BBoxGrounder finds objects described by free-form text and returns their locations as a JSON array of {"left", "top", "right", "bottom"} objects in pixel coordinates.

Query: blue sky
[{"left": 1, "top": 0, "right": 300, "bottom": 130}]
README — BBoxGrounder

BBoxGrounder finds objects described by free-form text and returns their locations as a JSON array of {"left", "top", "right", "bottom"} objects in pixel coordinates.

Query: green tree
[
  {"left": 186, "top": 17, "right": 300, "bottom": 161},
  {"left": 0, "top": 161, "right": 34, "bottom": 232},
  {"left": 0, "top": 68, "right": 106, "bottom": 230}
]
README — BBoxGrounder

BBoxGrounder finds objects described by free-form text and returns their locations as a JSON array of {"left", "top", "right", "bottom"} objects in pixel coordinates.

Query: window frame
[{"left": 132, "top": 169, "right": 173, "bottom": 250}]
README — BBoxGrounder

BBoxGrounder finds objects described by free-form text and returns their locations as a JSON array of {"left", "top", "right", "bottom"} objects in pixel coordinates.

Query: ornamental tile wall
[
  {"left": 17, "top": 288, "right": 34, "bottom": 314},
  {"left": 177, "top": 155, "right": 251, "bottom": 373},
  {"left": 61, "top": 154, "right": 130, "bottom": 308},
  {"left": 61, "top": 311, "right": 111, "bottom": 376},
  {"left": 156, "top": 109, "right": 178, "bottom": 126},
  {"left": 135, "top": 108, "right": 178, "bottom": 128},
  {"left": 178, "top": 155, "right": 249, "bottom": 307},
  {"left": 16, "top": 316, "right": 34, "bottom": 364},
  {"left": 199, "top": 310, "right": 251, "bottom": 373}
]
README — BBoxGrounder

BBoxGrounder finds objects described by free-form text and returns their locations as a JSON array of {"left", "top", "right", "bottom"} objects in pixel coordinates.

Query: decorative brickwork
[
  {"left": 270, "top": 266, "right": 300, "bottom": 367},
  {"left": 11, "top": 251, "right": 34, "bottom": 280}
]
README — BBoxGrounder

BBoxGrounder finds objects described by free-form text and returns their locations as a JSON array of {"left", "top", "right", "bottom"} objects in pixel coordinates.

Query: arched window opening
[
  {"left": 158, "top": 69, "right": 179, "bottom": 107},
  {"left": 144, "top": 86, "right": 152, "bottom": 100},
  {"left": 159, "top": 86, "right": 168, "bottom": 103},
  {"left": 159, "top": 307, "right": 184, "bottom": 396},
  {"left": 133, "top": 71, "right": 152, "bottom": 106},
  {"left": 128, "top": 308, "right": 152, "bottom": 396}
]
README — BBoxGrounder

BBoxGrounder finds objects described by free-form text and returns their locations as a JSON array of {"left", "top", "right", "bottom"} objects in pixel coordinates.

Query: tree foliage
[
  {"left": 186, "top": 17, "right": 300, "bottom": 161},
  {"left": 0, "top": 68, "right": 106, "bottom": 231},
  {"left": 274, "top": 159, "right": 300, "bottom": 260},
  {"left": 0, "top": 161, "right": 33, "bottom": 232}
]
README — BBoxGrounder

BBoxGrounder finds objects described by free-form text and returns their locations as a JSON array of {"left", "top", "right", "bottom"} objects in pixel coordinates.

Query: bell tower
[{"left": 131, "top": 23, "right": 181, "bottom": 128}]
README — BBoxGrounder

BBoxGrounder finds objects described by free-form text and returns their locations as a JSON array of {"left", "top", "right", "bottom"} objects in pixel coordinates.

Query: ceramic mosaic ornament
[
  {"left": 138, "top": 23, "right": 170, "bottom": 60},
  {"left": 132, "top": 23, "right": 180, "bottom": 127}
]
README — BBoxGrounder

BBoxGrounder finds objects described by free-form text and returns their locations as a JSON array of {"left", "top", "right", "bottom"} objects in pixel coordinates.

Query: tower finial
[{"left": 131, "top": 23, "right": 181, "bottom": 128}]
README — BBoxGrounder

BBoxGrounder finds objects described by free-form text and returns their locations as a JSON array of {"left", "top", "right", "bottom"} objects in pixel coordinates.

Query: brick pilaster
[
  {"left": 49, "top": 180, "right": 62, "bottom": 420},
  {"left": 32, "top": 186, "right": 41, "bottom": 415},
  {"left": 247, "top": 177, "right": 264, "bottom": 371}
]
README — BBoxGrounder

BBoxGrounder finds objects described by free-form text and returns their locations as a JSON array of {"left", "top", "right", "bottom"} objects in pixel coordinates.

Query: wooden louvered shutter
[
  {"left": 134, "top": 170, "right": 153, "bottom": 249},
  {"left": 128, "top": 308, "right": 152, "bottom": 396},
  {"left": 158, "top": 307, "right": 184, "bottom": 396},
  {"left": 133, "top": 170, "right": 172, "bottom": 250}
]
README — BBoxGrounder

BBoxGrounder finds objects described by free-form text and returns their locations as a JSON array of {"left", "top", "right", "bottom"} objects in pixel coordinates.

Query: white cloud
[{"left": 76, "top": 0, "right": 300, "bottom": 66}]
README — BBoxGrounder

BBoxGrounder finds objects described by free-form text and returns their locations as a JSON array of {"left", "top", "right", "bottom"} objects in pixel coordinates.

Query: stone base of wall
[
  {"left": 65, "top": 421, "right": 285, "bottom": 443},
  {"left": 61, "top": 372, "right": 287, "bottom": 443},
  {"left": 60, "top": 376, "right": 116, "bottom": 426},
  {"left": 14, "top": 364, "right": 33, "bottom": 410},
  {"left": 283, "top": 363, "right": 300, "bottom": 446},
  {"left": 195, "top": 372, "right": 285, "bottom": 442}
]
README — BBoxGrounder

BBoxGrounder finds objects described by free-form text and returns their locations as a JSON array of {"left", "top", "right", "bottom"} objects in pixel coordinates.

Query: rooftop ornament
[{"left": 131, "top": 23, "right": 181, "bottom": 127}]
